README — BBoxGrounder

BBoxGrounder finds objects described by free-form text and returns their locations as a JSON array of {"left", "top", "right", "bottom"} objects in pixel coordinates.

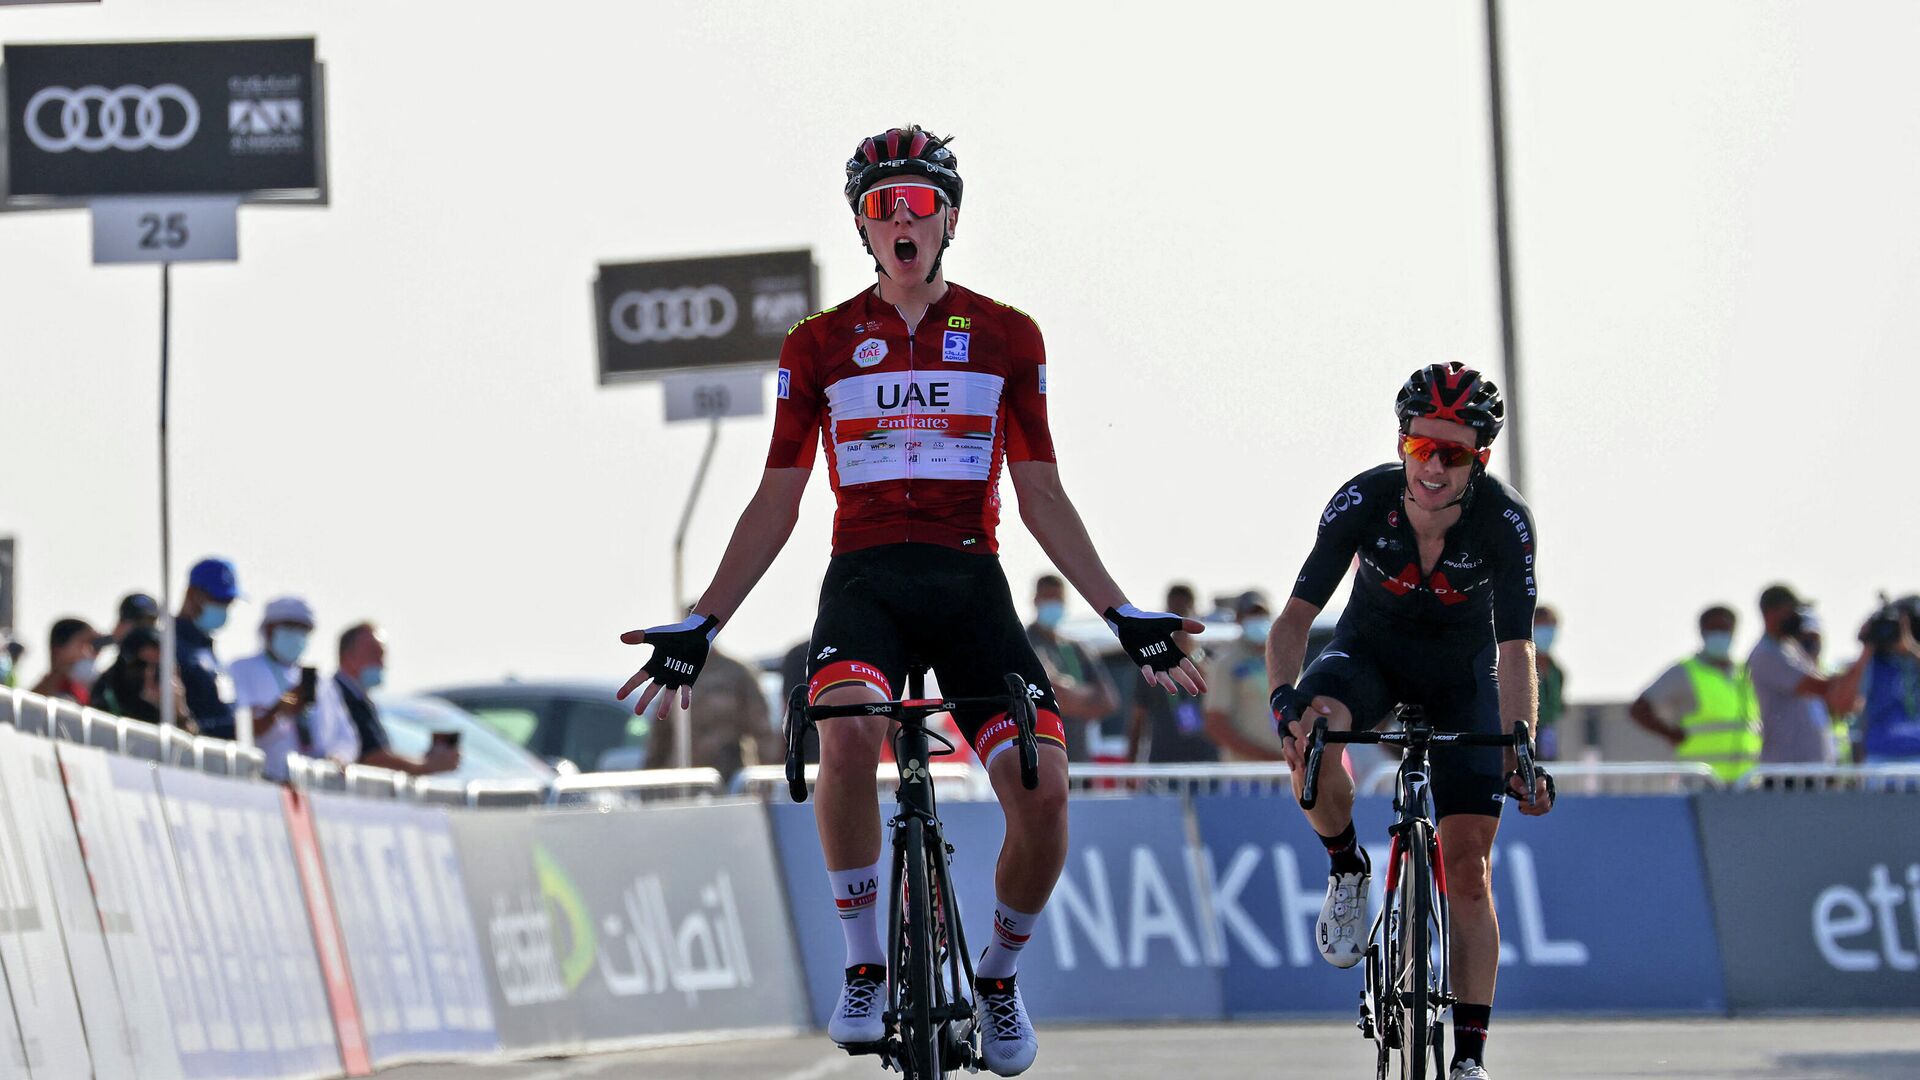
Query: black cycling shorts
[
  {"left": 1296, "top": 627, "right": 1506, "bottom": 820},
  {"left": 806, "top": 543, "right": 1066, "bottom": 765}
]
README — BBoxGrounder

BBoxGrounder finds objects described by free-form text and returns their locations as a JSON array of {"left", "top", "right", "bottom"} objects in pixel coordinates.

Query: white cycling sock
[
  {"left": 828, "top": 861, "right": 886, "bottom": 968},
  {"left": 974, "top": 901, "right": 1040, "bottom": 980}
]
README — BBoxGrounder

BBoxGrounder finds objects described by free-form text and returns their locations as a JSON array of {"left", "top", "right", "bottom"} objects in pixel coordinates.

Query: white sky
[{"left": 2, "top": 1, "right": 1916, "bottom": 701}]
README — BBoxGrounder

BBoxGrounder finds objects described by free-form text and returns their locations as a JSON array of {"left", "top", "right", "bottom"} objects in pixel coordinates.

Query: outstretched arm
[
  {"left": 689, "top": 467, "right": 811, "bottom": 627},
  {"left": 1010, "top": 460, "right": 1203, "bottom": 693},
  {"left": 620, "top": 467, "right": 809, "bottom": 717}
]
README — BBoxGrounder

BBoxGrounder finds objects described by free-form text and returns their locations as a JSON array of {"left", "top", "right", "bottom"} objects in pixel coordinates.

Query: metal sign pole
[
  {"left": 669, "top": 413, "right": 723, "bottom": 770},
  {"left": 1484, "top": 0, "right": 1527, "bottom": 494},
  {"left": 158, "top": 262, "right": 178, "bottom": 731}
]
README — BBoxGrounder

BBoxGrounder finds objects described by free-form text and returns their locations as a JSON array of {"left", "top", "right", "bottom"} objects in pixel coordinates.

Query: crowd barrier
[{"left": 0, "top": 684, "right": 1916, "bottom": 1080}]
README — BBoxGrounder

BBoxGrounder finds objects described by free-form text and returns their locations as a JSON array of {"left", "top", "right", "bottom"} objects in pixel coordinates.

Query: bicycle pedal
[{"left": 836, "top": 1039, "right": 888, "bottom": 1058}]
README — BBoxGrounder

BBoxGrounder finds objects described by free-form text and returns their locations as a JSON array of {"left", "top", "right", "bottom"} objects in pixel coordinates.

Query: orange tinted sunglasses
[
  {"left": 859, "top": 182, "right": 949, "bottom": 220},
  {"left": 1401, "top": 435, "right": 1490, "bottom": 468}
]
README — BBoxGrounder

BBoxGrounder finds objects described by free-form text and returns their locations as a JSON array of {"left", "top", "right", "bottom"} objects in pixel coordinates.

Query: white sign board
[
  {"left": 91, "top": 196, "right": 239, "bottom": 264},
  {"left": 662, "top": 368, "right": 764, "bottom": 423}
]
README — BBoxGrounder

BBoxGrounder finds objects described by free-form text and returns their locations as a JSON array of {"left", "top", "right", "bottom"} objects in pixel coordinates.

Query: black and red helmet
[
  {"left": 844, "top": 125, "right": 962, "bottom": 209},
  {"left": 1394, "top": 362, "right": 1505, "bottom": 444}
]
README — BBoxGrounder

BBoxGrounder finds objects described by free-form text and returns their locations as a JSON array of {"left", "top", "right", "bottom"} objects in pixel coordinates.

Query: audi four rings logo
[
  {"left": 23, "top": 84, "right": 201, "bottom": 153},
  {"left": 610, "top": 286, "right": 739, "bottom": 344}
]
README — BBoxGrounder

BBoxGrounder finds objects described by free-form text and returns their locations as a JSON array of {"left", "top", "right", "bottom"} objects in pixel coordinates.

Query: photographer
[{"left": 1832, "top": 596, "right": 1920, "bottom": 764}]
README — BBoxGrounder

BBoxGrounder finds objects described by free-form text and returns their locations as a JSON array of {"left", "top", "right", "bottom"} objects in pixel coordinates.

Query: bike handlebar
[
  {"left": 1297, "top": 715, "right": 1537, "bottom": 812},
  {"left": 782, "top": 675, "right": 1041, "bottom": 802}
]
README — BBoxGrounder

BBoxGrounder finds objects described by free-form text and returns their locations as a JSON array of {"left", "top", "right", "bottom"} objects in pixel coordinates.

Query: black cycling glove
[
  {"left": 1269, "top": 684, "right": 1314, "bottom": 735},
  {"left": 1103, "top": 604, "right": 1190, "bottom": 672},
  {"left": 640, "top": 614, "right": 719, "bottom": 688}
]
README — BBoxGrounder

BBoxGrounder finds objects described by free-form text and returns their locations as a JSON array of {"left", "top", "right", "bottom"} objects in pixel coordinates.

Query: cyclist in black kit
[{"left": 1267, "top": 363, "right": 1555, "bottom": 1080}]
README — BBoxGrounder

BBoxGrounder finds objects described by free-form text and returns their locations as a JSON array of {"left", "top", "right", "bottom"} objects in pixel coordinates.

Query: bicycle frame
[{"left": 787, "top": 666, "right": 1039, "bottom": 1079}]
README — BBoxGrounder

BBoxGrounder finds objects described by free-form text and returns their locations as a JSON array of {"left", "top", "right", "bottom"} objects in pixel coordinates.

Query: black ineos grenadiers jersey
[{"left": 1292, "top": 464, "right": 1538, "bottom": 646}]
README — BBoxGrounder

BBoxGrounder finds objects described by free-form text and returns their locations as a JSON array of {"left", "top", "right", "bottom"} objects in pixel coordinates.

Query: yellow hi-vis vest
[{"left": 1677, "top": 657, "right": 1761, "bottom": 782}]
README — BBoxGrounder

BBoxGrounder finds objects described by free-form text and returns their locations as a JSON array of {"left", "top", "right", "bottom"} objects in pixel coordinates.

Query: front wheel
[
  {"left": 899, "top": 816, "right": 945, "bottom": 1078},
  {"left": 1396, "top": 825, "right": 1433, "bottom": 1080}
]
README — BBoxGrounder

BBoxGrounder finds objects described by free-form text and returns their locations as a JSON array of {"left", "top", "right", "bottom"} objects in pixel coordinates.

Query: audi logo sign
[
  {"left": 610, "top": 286, "right": 740, "bottom": 344},
  {"left": 595, "top": 250, "right": 816, "bottom": 382},
  {"left": 3, "top": 38, "right": 324, "bottom": 204},
  {"left": 24, "top": 84, "right": 200, "bottom": 152}
]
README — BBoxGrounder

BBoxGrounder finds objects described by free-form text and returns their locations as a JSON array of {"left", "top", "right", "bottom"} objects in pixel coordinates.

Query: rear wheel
[
  {"left": 900, "top": 816, "right": 944, "bottom": 1078},
  {"left": 1396, "top": 825, "right": 1432, "bottom": 1080}
]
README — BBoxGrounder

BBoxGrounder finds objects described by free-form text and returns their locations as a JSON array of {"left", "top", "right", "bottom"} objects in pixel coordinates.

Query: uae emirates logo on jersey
[{"left": 852, "top": 338, "right": 888, "bottom": 368}]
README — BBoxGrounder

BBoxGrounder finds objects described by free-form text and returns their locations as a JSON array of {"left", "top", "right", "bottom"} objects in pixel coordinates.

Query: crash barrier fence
[
  {"left": 740, "top": 758, "right": 1909, "bottom": 801},
  {"left": 1, "top": 682, "right": 1917, "bottom": 1080}
]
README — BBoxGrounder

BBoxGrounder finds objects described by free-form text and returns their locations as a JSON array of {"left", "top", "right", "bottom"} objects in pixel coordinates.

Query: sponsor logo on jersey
[
  {"left": 777, "top": 368, "right": 791, "bottom": 400},
  {"left": 824, "top": 370, "right": 1007, "bottom": 485},
  {"left": 947, "top": 315, "right": 972, "bottom": 330},
  {"left": 1038, "top": 364, "right": 1048, "bottom": 394},
  {"left": 942, "top": 330, "right": 971, "bottom": 363},
  {"left": 853, "top": 338, "right": 888, "bottom": 368},
  {"left": 1322, "top": 484, "right": 1365, "bottom": 524}
]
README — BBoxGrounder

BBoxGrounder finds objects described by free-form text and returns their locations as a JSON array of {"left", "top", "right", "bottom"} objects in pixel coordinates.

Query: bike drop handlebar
[
  {"left": 785, "top": 672, "right": 1042, "bottom": 803},
  {"left": 1297, "top": 716, "right": 1536, "bottom": 811}
]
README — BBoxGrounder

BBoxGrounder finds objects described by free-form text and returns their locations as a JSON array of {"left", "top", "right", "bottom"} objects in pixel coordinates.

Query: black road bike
[
  {"left": 1299, "top": 707, "right": 1538, "bottom": 1080},
  {"left": 786, "top": 664, "right": 1040, "bottom": 1079}
]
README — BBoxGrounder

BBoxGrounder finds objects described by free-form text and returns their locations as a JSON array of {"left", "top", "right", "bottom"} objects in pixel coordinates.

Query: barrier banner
[
  {"left": 0, "top": 955, "right": 24, "bottom": 1079},
  {"left": 152, "top": 767, "right": 342, "bottom": 1078},
  {"left": 451, "top": 802, "right": 808, "bottom": 1053},
  {"left": 0, "top": 729, "right": 136, "bottom": 1079},
  {"left": 55, "top": 745, "right": 193, "bottom": 1080},
  {"left": 1191, "top": 794, "right": 1726, "bottom": 1016},
  {"left": 282, "top": 791, "right": 372, "bottom": 1076},
  {"left": 304, "top": 792, "right": 495, "bottom": 1065},
  {"left": 1694, "top": 791, "right": 1920, "bottom": 1010},
  {"left": 0, "top": 728, "right": 102, "bottom": 1079},
  {"left": 769, "top": 796, "right": 1221, "bottom": 1027}
]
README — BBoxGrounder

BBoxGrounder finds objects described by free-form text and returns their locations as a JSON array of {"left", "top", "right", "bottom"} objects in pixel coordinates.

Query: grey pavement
[{"left": 372, "top": 1017, "right": 1920, "bottom": 1080}]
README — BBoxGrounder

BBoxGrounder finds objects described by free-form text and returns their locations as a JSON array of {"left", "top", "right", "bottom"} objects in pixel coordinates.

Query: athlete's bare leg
[
  {"left": 813, "top": 684, "right": 889, "bottom": 871},
  {"left": 985, "top": 744, "right": 1071, "bottom": 911},
  {"left": 1438, "top": 813, "right": 1501, "bottom": 1004},
  {"left": 1284, "top": 696, "right": 1357, "bottom": 836}
]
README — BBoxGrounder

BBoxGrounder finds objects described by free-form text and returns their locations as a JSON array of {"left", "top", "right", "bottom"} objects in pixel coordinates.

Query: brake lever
[
  {"left": 784, "top": 685, "right": 811, "bottom": 804},
  {"left": 1299, "top": 716, "right": 1329, "bottom": 811}
]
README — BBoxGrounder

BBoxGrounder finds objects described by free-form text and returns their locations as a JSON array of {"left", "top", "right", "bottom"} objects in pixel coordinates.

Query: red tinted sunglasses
[
  {"left": 859, "top": 182, "right": 949, "bottom": 220},
  {"left": 1401, "top": 435, "right": 1490, "bottom": 468}
]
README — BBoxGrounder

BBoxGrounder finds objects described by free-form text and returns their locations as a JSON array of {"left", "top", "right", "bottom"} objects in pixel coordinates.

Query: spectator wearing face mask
[
  {"left": 229, "top": 596, "right": 357, "bottom": 780},
  {"left": 1203, "top": 591, "right": 1289, "bottom": 762},
  {"left": 31, "top": 617, "right": 99, "bottom": 704},
  {"left": 1750, "top": 583, "right": 1847, "bottom": 766},
  {"left": 1628, "top": 604, "right": 1759, "bottom": 782},
  {"left": 176, "top": 557, "right": 241, "bottom": 738},
  {"left": 315, "top": 622, "right": 459, "bottom": 775},
  {"left": 1532, "top": 606, "right": 1567, "bottom": 760},
  {"left": 1027, "top": 572, "right": 1118, "bottom": 763},
  {"left": 90, "top": 626, "right": 195, "bottom": 730}
]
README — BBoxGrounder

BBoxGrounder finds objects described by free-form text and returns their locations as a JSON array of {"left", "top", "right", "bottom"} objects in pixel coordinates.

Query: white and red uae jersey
[{"left": 767, "top": 283, "right": 1056, "bottom": 555}]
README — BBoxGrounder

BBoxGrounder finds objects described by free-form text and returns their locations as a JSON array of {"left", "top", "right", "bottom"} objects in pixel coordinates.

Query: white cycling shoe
[
  {"left": 976, "top": 974, "right": 1038, "bottom": 1076},
  {"left": 1449, "top": 1059, "right": 1491, "bottom": 1079},
  {"left": 827, "top": 964, "right": 886, "bottom": 1046},
  {"left": 1316, "top": 862, "right": 1369, "bottom": 969}
]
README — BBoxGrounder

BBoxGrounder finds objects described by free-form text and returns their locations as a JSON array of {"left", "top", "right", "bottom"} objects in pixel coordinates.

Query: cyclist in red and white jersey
[{"left": 620, "top": 125, "right": 1204, "bottom": 1076}]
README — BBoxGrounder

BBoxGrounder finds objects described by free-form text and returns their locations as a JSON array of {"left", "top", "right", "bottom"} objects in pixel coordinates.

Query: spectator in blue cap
[{"left": 177, "top": 557, "right": 240, "bottom": 738}]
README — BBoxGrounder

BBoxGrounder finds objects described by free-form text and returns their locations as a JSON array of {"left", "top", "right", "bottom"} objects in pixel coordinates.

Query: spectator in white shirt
[{"left": 229, "top": 596, "right": 357, "bottom": 779}]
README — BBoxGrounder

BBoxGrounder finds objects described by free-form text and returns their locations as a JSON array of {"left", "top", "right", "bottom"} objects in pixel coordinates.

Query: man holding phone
[{"left": 231, "top": 596, "right": 358, "bottom": 779}]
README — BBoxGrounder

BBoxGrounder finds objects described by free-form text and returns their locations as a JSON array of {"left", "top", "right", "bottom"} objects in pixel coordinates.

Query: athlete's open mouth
[
  {"left": 894, "top": 238, "right": 918, "bottom": 264},
  {"left": 1419, "top": 480, "right": 1446, "bottom": 492}
]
